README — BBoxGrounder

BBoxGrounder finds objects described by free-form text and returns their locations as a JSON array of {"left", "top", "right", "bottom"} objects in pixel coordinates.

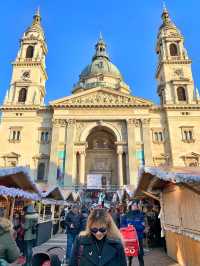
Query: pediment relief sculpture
[{"left": 50, "top": 89, "right": 153, "bottom": 107}]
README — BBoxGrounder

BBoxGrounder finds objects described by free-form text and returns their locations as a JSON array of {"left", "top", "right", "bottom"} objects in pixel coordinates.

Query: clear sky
[{"left": 0, "top": 0, "right": 199, "bottom": 105}]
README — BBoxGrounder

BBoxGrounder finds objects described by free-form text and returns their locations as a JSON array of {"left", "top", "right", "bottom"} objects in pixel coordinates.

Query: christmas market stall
[
  {"left": 0, "top": 167, "right": 40, "bottom": 220},
  {"left": 38, "top": 186, "right": 65, "bottom": 243},
  {"left": 134, "top": 166, "right": 200, "bottom": 266}
]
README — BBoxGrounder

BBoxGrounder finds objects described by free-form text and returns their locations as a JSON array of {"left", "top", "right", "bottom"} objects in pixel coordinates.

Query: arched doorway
[{"left": 85, "top": 126, "right": 118, "bottom": 187}]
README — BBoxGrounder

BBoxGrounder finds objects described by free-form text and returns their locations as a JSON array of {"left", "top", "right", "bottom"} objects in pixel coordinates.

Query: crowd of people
[{"left": 0, "top": 199, "right": 163, "bottom": 266}]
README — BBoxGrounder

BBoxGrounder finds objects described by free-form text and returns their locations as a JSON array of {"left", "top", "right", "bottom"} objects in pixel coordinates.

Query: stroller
[{"left": 32, "top": 246, "right": 66, "bottom": 266}]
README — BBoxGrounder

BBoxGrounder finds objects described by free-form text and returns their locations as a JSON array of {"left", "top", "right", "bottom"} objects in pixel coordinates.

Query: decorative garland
[
  {"left": 0, "top": 166, "right": 40, "bottom": 195},
  {"left": 0, "top": 185, "right": 40, "bottom": 201},
  {"left": 139, "top": 166, "right": 200, "bottom": 184}
]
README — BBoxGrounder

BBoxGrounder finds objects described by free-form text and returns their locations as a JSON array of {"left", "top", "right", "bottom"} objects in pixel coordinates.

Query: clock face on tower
[{"left": 22, "top": 71, "right": 30, "bottom": 81}]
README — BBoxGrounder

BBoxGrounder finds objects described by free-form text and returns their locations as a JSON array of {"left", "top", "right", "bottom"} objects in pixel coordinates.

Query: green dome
[{"left": 80, "top": 57, "right": 122, "bottom": 78}]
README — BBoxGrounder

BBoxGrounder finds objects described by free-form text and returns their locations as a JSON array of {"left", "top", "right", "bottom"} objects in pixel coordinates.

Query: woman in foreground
[{"left": 69, "top": 208, "right": 127, "bottom": 266}]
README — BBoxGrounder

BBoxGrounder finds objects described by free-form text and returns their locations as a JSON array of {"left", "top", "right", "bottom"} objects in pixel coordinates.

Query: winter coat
[
  {"left": 24, "top": 213, "right": 38, "bottom": 241},
  {"left": 120, "top": 210, "right": 145, "bottom": 240},
  {"left": 110, "top": 212, "right": 120, "bottom": 228},
  {"left": 0, "top": 218, "right": 20, "bottom": 263},
  {"left": 65, "top": 211, "right": 82, "bottom": 235},
  {"left": 69, "top": 235, "right": 127, "bottom": 266}
]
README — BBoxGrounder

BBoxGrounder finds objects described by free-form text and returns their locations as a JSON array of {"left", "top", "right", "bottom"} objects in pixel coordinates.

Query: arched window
[
  {"left": 37, "top": 162, "right": 45, "bottom": 180},
  {"left": 177, "top": 87, "right": 187, "bottom": 101},
  {"left": 26, "top": 45, "right": 34, "bottom": 58},
  {"left": 18, "top": 88, "right": 27, "bottom": 103},
  {"left": 170, "top": 43, "right": 178, "bottom": 56}
]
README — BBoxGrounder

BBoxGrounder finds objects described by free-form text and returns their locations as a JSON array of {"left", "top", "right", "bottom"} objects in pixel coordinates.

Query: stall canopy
[
  {"left": 61, "top": 189, "right": 73, "bottom": 201},
  {"left": 41, "top": 186, "right": 65, "bottom": 205},
  {"left": 134, "top": 166, "right": 200, "bottom": 199},
  {"left": 0, "top": 167, "right": 40, "bottom": 200}
]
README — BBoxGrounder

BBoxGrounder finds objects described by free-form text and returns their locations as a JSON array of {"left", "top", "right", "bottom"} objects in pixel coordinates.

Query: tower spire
[
  {"left": 161, "top": 3, "right": 171, "bottom": 25},
  {"left": 92, "top": 34, "right": 109, "bottom": 61},
  {"left": 33, "top": 7, "right": 41, "bottom": 25},
  {"left": 162, "top": 1, "right": 166, "bottom": 10}
]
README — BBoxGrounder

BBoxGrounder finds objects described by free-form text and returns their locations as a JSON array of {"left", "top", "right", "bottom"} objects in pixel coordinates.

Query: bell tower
[
  {"left": 4, "top": 9, "right": 48, "bottom": 106},
  {"left": 156, "top": 6, "right": 197, "bottom": 105}
]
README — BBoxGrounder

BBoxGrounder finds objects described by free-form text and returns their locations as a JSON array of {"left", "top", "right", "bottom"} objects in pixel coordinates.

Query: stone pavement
[
  {"left": 33, "top": 233, "right": 179, "bottom": 266},
  {"left": 12, "top": 233, "right": 180, "bottom": 265},
  {"left": 131, "top": 248, "right": 180, "bottom": 266}
]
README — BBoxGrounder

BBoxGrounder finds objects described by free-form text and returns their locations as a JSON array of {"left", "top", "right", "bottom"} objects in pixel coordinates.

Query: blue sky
[{"left": 0, "top": 0, "right": 199, "bottom": 104}]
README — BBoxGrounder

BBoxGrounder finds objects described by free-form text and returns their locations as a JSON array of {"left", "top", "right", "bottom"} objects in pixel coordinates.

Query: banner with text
[{"left": 87, "top": 174, "right": 102, "bottom": 189}]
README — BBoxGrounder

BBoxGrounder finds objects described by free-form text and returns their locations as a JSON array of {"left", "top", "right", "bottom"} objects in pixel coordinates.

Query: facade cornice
[
  {"left": 150, "top": 104, "right": 200, "bottom": 112},
  {"left": 51, "top": 103, "right": 152, "bottom": 108},
  {"left": 0, "top": 105, "right": 52, "bottom": 112}
]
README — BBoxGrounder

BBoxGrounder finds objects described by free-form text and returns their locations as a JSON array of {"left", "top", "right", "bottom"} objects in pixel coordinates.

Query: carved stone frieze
[
  {"left": 51, "top": 89, "right": 153, "bottom": 107},
  {"left": 53, "top": 119, "right": 76, "bottom": 127}
]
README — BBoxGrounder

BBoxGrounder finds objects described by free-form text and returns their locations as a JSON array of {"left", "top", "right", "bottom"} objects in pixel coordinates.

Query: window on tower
[
  {"left": 169, "top": 43, "right": 178, "bottom": 56},
  {"left": 26, "top": 45, "right": 34, "bottom": 58},
  {"left": 177, "top": 87, "right": 187, "bottom": 101},
  {"left": 38, "top": 127, "right": 51, "bottom": 144},
  {"left": 37, "top": 162, "right": 45, "bottom": 181},
  {"left": 151, "top": 128, "right": 165, "bottom": 144},
  {"left": 18, "top": 88, "right": 27, "bottom": 103},
  {"left": 180, "top": 126, "right": 195, "bottom": 143},
  {"left": 9, "top": 127, "right": 22, "bottom": 142}
]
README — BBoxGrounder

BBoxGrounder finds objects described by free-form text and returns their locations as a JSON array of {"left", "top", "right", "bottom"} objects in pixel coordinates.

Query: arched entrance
[
  {"left": 85, "top": 126, "right": 117, "bottom": 188},
  {"left": 76, "top": 122, "right": 127, "bottom": 187}
]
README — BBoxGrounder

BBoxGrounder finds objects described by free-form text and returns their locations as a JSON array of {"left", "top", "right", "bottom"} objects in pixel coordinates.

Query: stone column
[
  {"left": 79, "top": 150, "right": 86, "bottom": 185},
  {"left": 141, "top": 118, "right": 153, "bottom": 166},
  {"left": 48, "top": 120, "right": 60, "bottom": 185},
  {"left": 64, "top": 119, "right": 76, "bottom": 187},
  {"left": 117, "top": 150, "right": 123, "bottom": 188},
  {"left": 126, "top": 119, "right": 138, "bottom": 186}
]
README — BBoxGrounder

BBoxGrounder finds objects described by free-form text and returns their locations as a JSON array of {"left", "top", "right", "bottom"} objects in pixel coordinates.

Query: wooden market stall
[
  {"left": 134, "top": 166, "right": 200, "bottom": 266},
  {"left": 0, "top": 167, "right": 40, "bottom": 219},
  {"left": 39, "top": 186, "right": 65, "bottom": 242}
]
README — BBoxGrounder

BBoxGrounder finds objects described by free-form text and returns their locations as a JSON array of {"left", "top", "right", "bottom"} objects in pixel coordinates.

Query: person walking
[
  {"left": 0, "top": 217, "right": 20, "bottom": 265},
  {"left": 23, "top": 204, "right": 38, "bottom": 266},
  {"left": 69, "top": 208, "right": 127, "bottom": 266},
  {"left": 109, "top": 207, "right": 120, "bottom": 228},
  {"left": 65, "top": 205, "right": 82, "bottom": 264},
  {"left": 121, "top": 200, "right": 145, "bottom": 266}
]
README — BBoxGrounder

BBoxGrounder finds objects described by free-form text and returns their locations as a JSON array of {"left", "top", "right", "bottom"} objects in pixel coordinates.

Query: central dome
[
  {"left": 72, "top": 34, "right": 130, "bottom": 94},
  {"left": 80, "top": 56, "right": 122, "bottom": 79}
]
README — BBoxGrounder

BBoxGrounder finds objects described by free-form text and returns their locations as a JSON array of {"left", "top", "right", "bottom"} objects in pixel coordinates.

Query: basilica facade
[{"left": 0, "top": 8, "right": 200, "bottom": 189}]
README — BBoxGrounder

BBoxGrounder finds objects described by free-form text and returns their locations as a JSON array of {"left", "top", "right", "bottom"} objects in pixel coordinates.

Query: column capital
[
  {"left": 79, "top": 150, "right": 86, "bottom": 156},
  {"left": 127, "top": 118, "right": 140, "bottom": 127},
  {"left": 53, "top": 119, "right": 67, "bottom": 126},
  {"left": 141, "top": 118, "right": 151, "bottom": 126},
  {"left": 67, "top": 119, "right": 76, "bottom": 127}
]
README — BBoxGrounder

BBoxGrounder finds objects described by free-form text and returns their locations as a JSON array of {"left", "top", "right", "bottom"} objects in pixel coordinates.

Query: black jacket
[
  {"left": 69, "top": 235, "right": 127, "bottom": 266},
  {"left": 65, "top": 211, "right": 82, "bottom": 235}
]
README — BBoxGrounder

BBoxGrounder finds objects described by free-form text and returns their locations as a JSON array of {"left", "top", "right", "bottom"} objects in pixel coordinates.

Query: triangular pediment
[{"left": 49, "top": 88, "right": 154, "bottom": 107}]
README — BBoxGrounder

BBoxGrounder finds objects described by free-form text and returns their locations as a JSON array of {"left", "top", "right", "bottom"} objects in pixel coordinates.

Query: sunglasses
[{"left": 90, "top": 227, "right": 107, "bottom": 234}]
